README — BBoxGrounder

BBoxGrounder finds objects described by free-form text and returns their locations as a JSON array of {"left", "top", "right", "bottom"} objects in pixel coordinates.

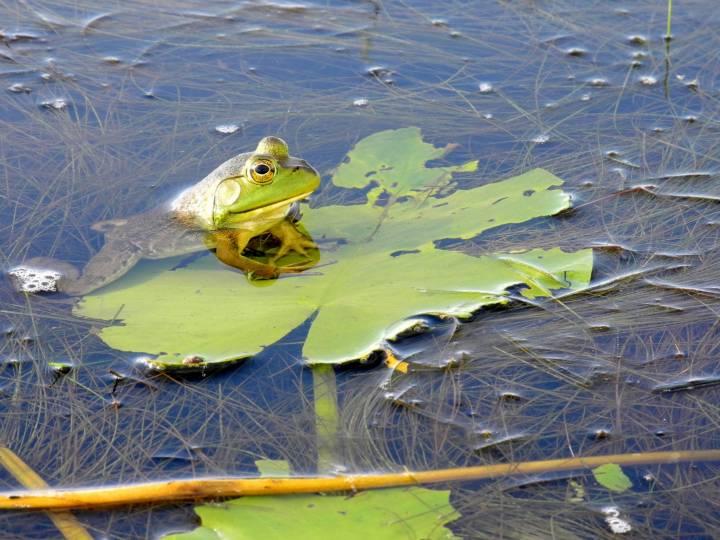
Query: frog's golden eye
[{"left": 248, "top": 159, "right": 276, "bottom": 184}]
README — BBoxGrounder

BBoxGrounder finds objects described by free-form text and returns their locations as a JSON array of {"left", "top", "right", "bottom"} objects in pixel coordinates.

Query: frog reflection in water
[{"left": 23, "top": 137, "right": 320, "bottom": 296}]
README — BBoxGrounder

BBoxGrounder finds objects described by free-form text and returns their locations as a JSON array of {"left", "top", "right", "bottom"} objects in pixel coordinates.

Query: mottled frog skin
[{"left": 23, "top": 136, "right": 320, "bottom": 296}]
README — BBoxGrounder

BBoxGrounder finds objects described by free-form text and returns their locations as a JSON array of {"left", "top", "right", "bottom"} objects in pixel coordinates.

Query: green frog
[{"left": 13, "top": 136, "right": 320, "bottom": 296}]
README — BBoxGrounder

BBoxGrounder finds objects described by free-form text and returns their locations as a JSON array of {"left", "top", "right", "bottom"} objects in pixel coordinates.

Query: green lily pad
[
  {"left": 161, "top": 460, "right": 460, "bottom": 540},
  {"left": 592, "top": 463, "right": 633, "bottom": 493},
  {"left": 74, "top": 128, "right": 593, "bottom": 368}
]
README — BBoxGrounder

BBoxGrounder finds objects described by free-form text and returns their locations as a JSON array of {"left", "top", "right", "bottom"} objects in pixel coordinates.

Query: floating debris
[
  {"left": 214, "top": 124, "right": 240, "bottom": 134},
  {"left": 565, "top": 47, "right": 587, "bottom": 57},
  {"left": 182, "top": 355, "right": 205, "bottom": 366},
  {"left": 580, "top": 93, "right": 591, "bottom": 101},
  {"left": 7, "top": 83, "right": 31, "bottom": 93},
  {"left": 48, "top": 360, "right": 73, "bottom": 374},
  {"left": 652, "top": 376, "right": 720, "bottom": 394},
  {"left": 0, "top": 31, "right": 41, "bottom": 43},
  {"left": 588, "top": 77, "right": 610, "bottom": 87},
  {"left": 482, "top": 113, "right": 493, "bottom": 119},
  {"left": 478, "top": 82, "right": 494, "bottom": 93},
  {"left": 683, "top": 115, "right": 698, "bottom": 123},
  {"left": 40, "top": 97, "right": 69, "bottom": 110},
  {"left": 430, "top": 18, "right": 448, "bottom": 27},
  {"left": 627, "top": 34, "right": 648, "bottom": 45},
  {"left": 676, "top": 74, "right": 699, "bottom": 90},
  {"left": 605, "top": 150, "right": 640, "bottom": 168},
  {"left": 353, "top": 98, "right": 369, "bottom": 108},
  {"left": 638, "top": 75, "right": 657, "bottom": 86},
  {"left": 102, "top": 55, "right": 121, "bottom": 64},
  {"left": 530, "top": 133, "right": 550, "bottom": 144},
  {"left": 365, "top": 65, "right": 391, "bottom": 78}
]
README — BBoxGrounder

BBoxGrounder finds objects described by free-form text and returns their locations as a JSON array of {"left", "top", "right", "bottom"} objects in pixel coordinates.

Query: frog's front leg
[
  {"left": 268, "top": 219, "right": 317, "bottom": 263},
  {"left": 213, "top": 230, "right": 280, "bottom": 278}
]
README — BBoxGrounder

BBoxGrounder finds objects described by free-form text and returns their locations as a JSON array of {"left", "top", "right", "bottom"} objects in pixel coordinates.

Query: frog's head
[{"left": 210, "top": 137, "right": 320, "bottom": 228}]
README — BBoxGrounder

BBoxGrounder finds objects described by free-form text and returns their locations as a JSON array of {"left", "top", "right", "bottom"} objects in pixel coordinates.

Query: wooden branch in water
[
  {"left": 1, "top": 450, "right": 718, "bottom": 511},
  {"left": 0, "top": 448, "right": 92, "bottom": 539}
]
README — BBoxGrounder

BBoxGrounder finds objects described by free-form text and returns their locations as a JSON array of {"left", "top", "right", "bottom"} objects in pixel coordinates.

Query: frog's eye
[{"left": 248, "top": 159, "right": 276, "bottom": 184}]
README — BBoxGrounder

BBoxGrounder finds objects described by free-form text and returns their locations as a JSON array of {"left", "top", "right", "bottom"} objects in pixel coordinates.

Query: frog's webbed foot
[
  {"left": 214, "top": 226, "right": 317, "bottom": 278},
  {"left": 269, "top": 220, "right": 317, "bottom": 264}
]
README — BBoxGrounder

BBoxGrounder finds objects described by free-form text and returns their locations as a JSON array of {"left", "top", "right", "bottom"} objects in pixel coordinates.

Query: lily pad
[
  {"left": 161, "top": 460, "right": 460, "bottom": 540},
  {"left": 592, "top": 463, "right": 633, "bottom": 493},
  {"left": 75, "top": 128, "right": 593, "bottom": 368}
]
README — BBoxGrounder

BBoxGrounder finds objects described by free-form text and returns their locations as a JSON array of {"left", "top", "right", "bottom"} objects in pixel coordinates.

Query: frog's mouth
[{"left": 219, "top": 191, "right": 313, "bottom": 227}]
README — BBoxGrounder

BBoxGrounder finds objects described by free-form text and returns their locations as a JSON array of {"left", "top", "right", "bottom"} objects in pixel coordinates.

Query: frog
[{"left": 11, "top": 136, "right": 320, "bottom": 296}]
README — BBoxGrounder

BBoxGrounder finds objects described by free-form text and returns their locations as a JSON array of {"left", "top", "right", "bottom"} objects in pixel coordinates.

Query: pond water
[{"left": 1, "top": 0, "right": 720, "bottom": 538}]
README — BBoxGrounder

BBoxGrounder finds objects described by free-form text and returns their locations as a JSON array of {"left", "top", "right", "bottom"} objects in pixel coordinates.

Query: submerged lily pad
[
  {"left": 75, "top": 128, "right": 593, "bottom": 368},
  {"left": 162, "top": 460, "right": 460, "bottom": 540}
]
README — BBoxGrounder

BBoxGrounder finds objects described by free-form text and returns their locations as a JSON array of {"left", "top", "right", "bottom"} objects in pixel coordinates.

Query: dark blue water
[{"left": 2, "top": 0, "right": 720, "bottom": 538}]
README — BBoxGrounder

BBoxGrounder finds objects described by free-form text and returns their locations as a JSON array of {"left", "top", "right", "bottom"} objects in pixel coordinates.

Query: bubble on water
[
  {"left": 214, "top": 124, "right": 240, "bottom": 134},
  {"left": 482, "top": 113, "right": 493, "bottom": 119},
  {"left": 478, "top": 82, "right": 494, "bottom": 93},
  {"left": 530, "top": 133, "right": 550, "bottom": 144},
  {"left": 40, "top": 97, "right": 69, "bottom": 110},
  {"left": 7, "top": 83, "right": 31, "bottom": 93},
  {"left": 353, "top": 98, "right": 369, "bottom": 107},
  {"left": 602, "top": 507, "right": 632, "bottom": 534},
  {"left": 580, "top": 93, "right": 591, "bottom": 101},
  {"left": 8, "top": 266, "right": 62, "bottom": 293}
]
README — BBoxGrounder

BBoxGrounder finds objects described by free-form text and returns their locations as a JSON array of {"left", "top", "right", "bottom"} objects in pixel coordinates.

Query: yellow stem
[
  {"left": 0, "top": 449, "right": 717, "bottom": 511},
  {"left": 0, "top": 447, "right": 92, "bottom": 538}
]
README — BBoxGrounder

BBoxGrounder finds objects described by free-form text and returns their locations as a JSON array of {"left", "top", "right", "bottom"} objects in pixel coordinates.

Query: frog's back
[{"left": 99, "top": 206, "right": 208, "bottom": 259}]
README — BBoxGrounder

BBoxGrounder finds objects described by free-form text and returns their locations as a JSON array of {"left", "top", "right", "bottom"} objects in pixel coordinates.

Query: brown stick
[{"left": 0, "top": 450, "right": 718, "bottom": 511}]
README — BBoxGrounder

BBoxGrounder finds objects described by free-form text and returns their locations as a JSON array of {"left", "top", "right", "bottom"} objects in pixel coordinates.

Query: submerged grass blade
[
  {"left": 0, "top": 447, "right": 92, "bottom": 539},
  {"left": 0, "top": 450, "right": 718, "bottom": 511}
]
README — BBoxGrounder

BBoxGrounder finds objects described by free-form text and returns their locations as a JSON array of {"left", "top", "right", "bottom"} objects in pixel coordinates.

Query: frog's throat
[{"left": 217, "top": 191, "right": 313, "bottom": 228}]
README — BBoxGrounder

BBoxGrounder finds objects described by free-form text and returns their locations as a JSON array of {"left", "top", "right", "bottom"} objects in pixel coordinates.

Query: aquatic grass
[{"left": 0, "top": 0, "right": 720, "bottom": 537}]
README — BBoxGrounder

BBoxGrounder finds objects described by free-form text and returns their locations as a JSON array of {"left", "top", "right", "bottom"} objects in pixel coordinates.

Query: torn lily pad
[{"left": 75, "top": 128, "right": 593, "bottom": 368}]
